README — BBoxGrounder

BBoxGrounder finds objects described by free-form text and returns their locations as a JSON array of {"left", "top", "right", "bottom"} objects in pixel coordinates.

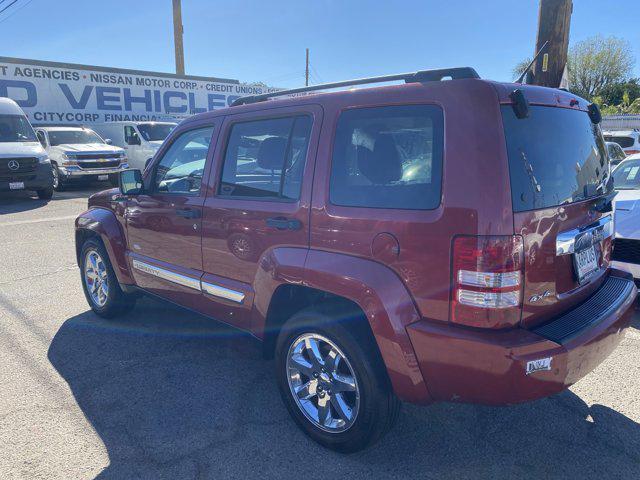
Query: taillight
[
  {"left": 451, "top": 235, "right": 524, "bottom": 329},
  {"left": 625, "top": 150, "right": 640, "bottom": 155}
]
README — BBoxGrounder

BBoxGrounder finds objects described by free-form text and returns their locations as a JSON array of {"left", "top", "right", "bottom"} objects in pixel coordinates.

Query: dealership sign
[{"left": 0, "top": 56, "right": 280, "bottom": 124}]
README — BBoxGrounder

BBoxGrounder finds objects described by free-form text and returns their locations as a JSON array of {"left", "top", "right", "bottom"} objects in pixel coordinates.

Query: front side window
[
  {"left": 154, "top": 127, "right": 214, "bottom": 194},
  {"left": 0, "top": 114, "right": 37, "bottom": 143},
  {"left": 124, "top": 126, "right": 139, "bottom": 144},
  {"left": 48, "top": 129, "right": 104, "bottom": 146},
  {"left": 36, "top": 130, "right": 47, "bottom": 147},
  {"left": 219, "top": 115, "right": 312, "bottom": 200},
  {"left": 330, "top": 105, "right": 444, "bottom": 210}
]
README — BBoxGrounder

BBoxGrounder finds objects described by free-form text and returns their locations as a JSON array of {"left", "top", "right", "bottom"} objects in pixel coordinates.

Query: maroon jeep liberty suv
[{"left": 75, "top": 68, "right": 637, "bottom": 452}]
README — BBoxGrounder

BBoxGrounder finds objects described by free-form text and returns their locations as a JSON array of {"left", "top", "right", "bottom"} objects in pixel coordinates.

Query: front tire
[
  {"left": 52, "top": 164, "right": 65, "bottom": 191},
  {"left": 80, "top": 238, "right": 135, "bottom": 318},
  {"left": 36, "top": 187, "right": 54, "bottom": 200},
  {"left": 275, "top": 306, "right": 400, "bottom": 452}
]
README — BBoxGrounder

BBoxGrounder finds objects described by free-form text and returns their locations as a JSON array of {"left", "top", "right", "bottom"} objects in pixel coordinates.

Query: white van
[
  {"left": 92, "top": 121, "right": 177, "bottom": 170},
  {"left": 0, "top": 97, "right": 53, "bottom": 200}
]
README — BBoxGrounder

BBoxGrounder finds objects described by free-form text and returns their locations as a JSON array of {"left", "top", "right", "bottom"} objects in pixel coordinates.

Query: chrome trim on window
[
  {"left": 201, "top": 281, "right": 245, "bottom": 303},
  {"left": 132, "top": 259, "right": 201, "bottom": 291},
  {"left": 556, "top": 214, "right": 613, "bottom": 256}
]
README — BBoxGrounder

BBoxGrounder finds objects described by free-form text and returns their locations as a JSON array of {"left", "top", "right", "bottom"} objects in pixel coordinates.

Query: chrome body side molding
[
  {"left": 132, "top": 259, "right": 245, "bottom": 303},
  {"left": 201, "top": 281, "right": 245, "bottom": 303},
  {"left": 132, "top": 259, "right": 202, "bottom": 291},
  {"left": 556, "top": 214, "right": 613, "bottom": 256}
]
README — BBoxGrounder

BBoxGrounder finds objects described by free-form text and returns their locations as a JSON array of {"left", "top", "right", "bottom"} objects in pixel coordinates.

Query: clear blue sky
[{"left": 0, "top": 0, "right": 638, "bottom": 87}]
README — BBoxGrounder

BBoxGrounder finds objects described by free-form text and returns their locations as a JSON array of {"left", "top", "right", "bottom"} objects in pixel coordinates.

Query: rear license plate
[
  {"left": 574, "top": 245, "right": 599, "bottom": 283},
  {"left": 9, "top": 182, "right": 24, "bottom": 190},
  {"left": 97, "top": 175, "right": 109, "bottom": 181}
]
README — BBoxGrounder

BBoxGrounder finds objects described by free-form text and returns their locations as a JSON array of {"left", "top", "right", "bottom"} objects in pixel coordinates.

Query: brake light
[
  {"left": 625, "top": 150, "right": 640, "bottom": 155},
  {"left": 451, "top": 235, "right": 524, "bottom": 329}
]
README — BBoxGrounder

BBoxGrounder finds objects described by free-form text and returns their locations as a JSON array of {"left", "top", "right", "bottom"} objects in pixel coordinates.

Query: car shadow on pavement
[{"left": 48, "top": 296, "right": 640, "bottom": 480}]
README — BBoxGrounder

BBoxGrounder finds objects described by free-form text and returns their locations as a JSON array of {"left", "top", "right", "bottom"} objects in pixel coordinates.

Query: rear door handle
[
  {"left": 266, "top": 217, "right": 302, "bottom": 230},
  {"left": 175, "top": 208, "right": 201, "bottom": 219}
]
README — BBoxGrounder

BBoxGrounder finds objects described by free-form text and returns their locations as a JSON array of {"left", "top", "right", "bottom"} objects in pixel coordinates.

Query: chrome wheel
[
  {"left": 287, "top": 333, "right": 360, "bottom": 433},
  {"left": 84, "top": 250, "right": 109, "bottom": 307},
  {"left": 52, "top": 166, "right": 59, "bottom": 189}
]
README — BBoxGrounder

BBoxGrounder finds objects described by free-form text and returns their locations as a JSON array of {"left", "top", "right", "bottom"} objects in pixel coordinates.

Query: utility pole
[
  {"left": 528, "top": 0, "right": 572, "bottom": 87},
  {"left": 305, "top": 48, "right": 309, "bottom": 86},
  {"left": 172, "top": 0, "right": 185, "bottom": 75}
]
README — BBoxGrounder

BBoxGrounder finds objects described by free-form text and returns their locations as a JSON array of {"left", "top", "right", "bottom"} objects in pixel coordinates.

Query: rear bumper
[
  {"left": 611, "top": 260, "right": 640, "bottom": 280},
  {"left": 0, "top": 162, "right": 53, "bottom": 192},
  {"left": 406, "top": 270, "right": 636, "bottom": 405}
]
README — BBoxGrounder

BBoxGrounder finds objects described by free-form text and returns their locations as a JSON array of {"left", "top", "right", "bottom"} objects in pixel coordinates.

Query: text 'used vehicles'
[{"left": 74, "top": 69, "right": 637, "bottom": 452}]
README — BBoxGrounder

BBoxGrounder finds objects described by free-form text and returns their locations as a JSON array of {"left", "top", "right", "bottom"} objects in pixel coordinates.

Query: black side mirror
[
  {"left": 119, "top": 169, "right": 144, "bottom": 195},
  {"left": 127, "top": 134, "right": 141, "bottom": 146},
  {"left": 588, "top": 103, "right": 602, "bottom": 124}
]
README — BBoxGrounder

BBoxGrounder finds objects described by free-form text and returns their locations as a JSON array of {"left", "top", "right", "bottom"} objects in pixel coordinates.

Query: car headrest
[
  {"left": 257, "top": 137, "right": 287, "bottom": 170},
  {"left": 357, "top": 133, "right": 402, "bottom": 184}
]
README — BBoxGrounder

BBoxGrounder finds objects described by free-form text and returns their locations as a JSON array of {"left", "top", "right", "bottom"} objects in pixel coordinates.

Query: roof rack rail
[{"left": 232, "top": 67, "right": 480, "bottom": 106}]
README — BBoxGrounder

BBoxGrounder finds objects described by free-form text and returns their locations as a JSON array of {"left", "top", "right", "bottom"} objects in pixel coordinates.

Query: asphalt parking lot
[{"left": 1, "top": 186, "right": 639, "bottom": 480}]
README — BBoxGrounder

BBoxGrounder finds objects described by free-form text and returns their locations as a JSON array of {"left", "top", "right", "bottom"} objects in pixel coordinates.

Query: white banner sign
[{"left": 0, "top": 57, "right": 280, "bottom": 124}]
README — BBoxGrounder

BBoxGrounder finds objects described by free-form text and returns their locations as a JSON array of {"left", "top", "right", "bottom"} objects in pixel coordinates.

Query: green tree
[
  {"left": 512, "top": 35, "right": 634, "bottom": 99},
  {"left": 568, "top": 35, "right": 634, "bottom": 99}
]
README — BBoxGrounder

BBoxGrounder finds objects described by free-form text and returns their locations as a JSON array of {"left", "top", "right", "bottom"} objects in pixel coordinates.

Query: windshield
[
  {"left": 0, "top": 114, "right": 37, "bottom": 143},
  {"left": 613, "top": 159, "right": 640, "bottom": 190},
  {"left": 137, "top": 123, "right": 175, "bottom": 142},
  {"left": 48, "top": 129, "right": 104, "bottom": 146},
  {"left": 603, "top": 135, "right": 634, "bottom": 148},
  {"left": 503, "top": 105, "right": 610, "bottom": 212}
]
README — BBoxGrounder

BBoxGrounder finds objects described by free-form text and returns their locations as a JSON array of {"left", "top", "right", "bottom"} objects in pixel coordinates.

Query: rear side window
[
  {"left": 219, "top": 116, "right": 312, "bottom": 200},
  {"left": 330, "top": 105, "right": 443, "bottom": 210},
  {"left": 604, "top": 135, "right": 634, "bottom": 148},
  {"left": 503, "top": 106, "right": 609, "bottom": 212},
  {"left": 613, "top": 159, "right": 640, "bottom": 190}
]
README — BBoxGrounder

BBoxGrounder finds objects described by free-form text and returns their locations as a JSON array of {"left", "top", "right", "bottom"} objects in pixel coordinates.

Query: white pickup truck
[{"left": 35, "top": 126, "right": 129, "bottom": 191}]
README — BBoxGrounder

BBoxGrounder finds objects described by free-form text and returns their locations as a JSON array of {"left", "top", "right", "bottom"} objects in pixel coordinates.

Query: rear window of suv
[
  {"left": 503, "top": 105, "right": 609, "bottom": 212},
  {"left": 330, "top": 105, "right": 444, "bottom": 210},
  {"left": 603, "top": 135, "right": 634, "bottom": 148}
]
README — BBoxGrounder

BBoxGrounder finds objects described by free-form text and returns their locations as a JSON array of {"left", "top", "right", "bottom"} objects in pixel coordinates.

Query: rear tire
[
  {"left": 80, "top": 237, "right": 136, "bottom": 318},
  {"left": 275, "top": 305, "right": 400, "bottom": 452},
  {"left": 36, "top": 187, "right": 54, "bottom": 200}
]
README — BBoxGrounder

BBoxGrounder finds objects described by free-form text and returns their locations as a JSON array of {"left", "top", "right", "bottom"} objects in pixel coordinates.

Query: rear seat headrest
[{"left": 357, "top": 133, "right": 402, "bottom": 184}]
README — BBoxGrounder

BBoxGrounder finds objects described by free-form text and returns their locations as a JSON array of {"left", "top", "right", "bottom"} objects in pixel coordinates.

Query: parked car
[
  {"left": 74, "top": 68, "right": 637, "bottom": 452},
  {"left": 603, "top": 129, "right": 640, "bottom": 155},
  {"left": 35, "top": 126, "right": 128, "bottom": 191},
  {"left": 0, "top": 97, "right": 53, "bottom": 200},
  {"left": 611, "top": 154, "right": 640, "bottom": 281},
  {"left": 92, "top": 121, "right": 177, "bottom": 170},
  {"left": 606, "top": 141, "right": 627, "bottom": 166}
]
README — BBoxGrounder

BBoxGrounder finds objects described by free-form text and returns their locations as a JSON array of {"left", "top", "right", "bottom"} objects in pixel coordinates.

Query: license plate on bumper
[
  {"left": 97, "top": 175, "right": 109, "bottom": 181},
  {"left": 574, "top": 245, "right": 599, "bottom": 283},
  {"left": 9, "top": 182, "right": 24, "bottom": 190}
]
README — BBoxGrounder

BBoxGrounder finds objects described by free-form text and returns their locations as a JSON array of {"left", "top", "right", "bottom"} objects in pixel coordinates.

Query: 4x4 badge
[{"left": 529, "top": 290, "right": 552, "bottom": 303}]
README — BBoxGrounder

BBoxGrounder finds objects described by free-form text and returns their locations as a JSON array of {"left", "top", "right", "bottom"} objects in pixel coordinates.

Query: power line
[
  {"left": 0, "top": 0, "right": 18, "bottom": 16},
  {"left": 0, "top": 0, "right": 37, "bottom": 24}
]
